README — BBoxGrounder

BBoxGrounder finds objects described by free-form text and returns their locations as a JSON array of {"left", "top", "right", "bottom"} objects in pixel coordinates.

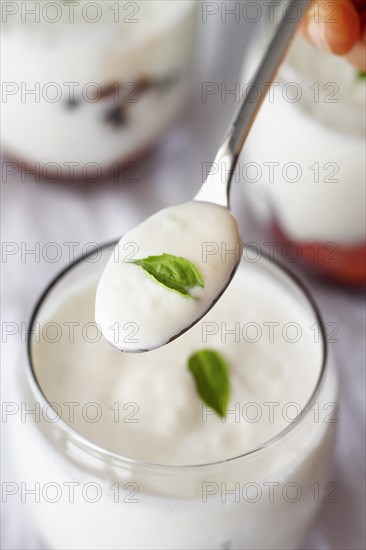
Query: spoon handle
[{"left": 195, "top": 0, "right": 312, "bottom": 207}]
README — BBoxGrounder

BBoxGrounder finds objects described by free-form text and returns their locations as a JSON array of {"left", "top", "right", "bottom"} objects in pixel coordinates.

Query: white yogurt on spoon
[{"left": 95, "top": 201, "right": 241, "bottom": 352}]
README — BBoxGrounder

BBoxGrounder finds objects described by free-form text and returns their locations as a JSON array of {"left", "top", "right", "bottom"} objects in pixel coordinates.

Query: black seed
[
  {"left": 104, "top": 105, "right": 127, "bottom": 127},
  {"left": 65, "top": 97, "right": 80, "bottom": 109}
]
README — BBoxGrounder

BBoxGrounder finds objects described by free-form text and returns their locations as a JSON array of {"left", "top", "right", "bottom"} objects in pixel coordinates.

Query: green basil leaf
[
  {"left": 130, "top": 253, "right": 204, "bottom": 298},
  {"left": 188, "top": 349, "right": 230, "bottom": 418},
  {"left": 357, "top": 71, "right": 366, "bottom": 80}
]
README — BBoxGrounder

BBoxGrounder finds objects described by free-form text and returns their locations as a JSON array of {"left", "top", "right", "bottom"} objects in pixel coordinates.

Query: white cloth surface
[{"left": 1, "top": 7, "right": 365, "bottom": 550}]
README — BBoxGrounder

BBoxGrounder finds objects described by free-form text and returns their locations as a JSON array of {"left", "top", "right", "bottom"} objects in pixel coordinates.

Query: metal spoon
[
  {"left": 195, "top": 0, "right": 311, "bottom": 208},
  {"left": 100, "top": 0, "right": 311, "bottom": 352}
]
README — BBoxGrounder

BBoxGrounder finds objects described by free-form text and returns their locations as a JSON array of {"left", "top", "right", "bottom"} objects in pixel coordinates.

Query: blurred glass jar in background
[
  {"left": 242, "top": 26, "right": 366, "bottom": 286},
  {"left": 2, "top": 1, "right": 197, "bottom": 178}
]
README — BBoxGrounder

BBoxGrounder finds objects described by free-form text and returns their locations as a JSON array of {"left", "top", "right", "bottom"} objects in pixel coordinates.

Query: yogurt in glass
[
  {"left": 2, "top": 1, "right": 197, "bottom": 178},
  {"left": 242, "top": 31, "right": 366, "bottom": 285},
  {"left": 8, "top": 242, "right": 338, "bottom": 549}
]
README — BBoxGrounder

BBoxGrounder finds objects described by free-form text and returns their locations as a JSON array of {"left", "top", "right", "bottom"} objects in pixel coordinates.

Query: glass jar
[
  {"left": 242, "top": 18, "right": 365, "bottom": 285},
  {"left": 2, "top": 1, "right": 197, "bottom": 179},
  {"left": 7, "top": 242, "right": 338, "bottom": 550}
]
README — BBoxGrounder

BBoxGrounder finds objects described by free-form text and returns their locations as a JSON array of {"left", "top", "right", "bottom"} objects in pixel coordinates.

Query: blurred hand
[{"left": 302, "top": 0, "right": 366, "bottom": 70}]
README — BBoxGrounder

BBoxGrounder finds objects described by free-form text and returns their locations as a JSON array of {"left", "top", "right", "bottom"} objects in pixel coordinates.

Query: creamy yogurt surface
[
  {"left": 34, "top": 261, "right": 322, "bottom": 466},
  {"left": 95, "top": 201, "right": 241, "bottom": 352}
]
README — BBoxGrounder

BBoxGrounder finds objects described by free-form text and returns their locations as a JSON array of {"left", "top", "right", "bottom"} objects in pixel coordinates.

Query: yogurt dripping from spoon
[{"left": 95, "top": 201, "right": 241, "bottom": 352}]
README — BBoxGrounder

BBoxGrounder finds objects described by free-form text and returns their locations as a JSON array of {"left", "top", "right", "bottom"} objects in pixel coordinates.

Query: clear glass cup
[
  {"left": 2, "top": 1, "right": 198, "bottom": 180},
  {"left": 8, "top": 243, "right": 338, "bottom": 550},
  {"left": 241, "top": 9, "right": 365, "bottom": 286}
]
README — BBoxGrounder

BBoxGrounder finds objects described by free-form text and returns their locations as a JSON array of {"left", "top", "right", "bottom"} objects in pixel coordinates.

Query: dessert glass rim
[{"left": 25, "top": 240, "right": 328, "bottom": 472}]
